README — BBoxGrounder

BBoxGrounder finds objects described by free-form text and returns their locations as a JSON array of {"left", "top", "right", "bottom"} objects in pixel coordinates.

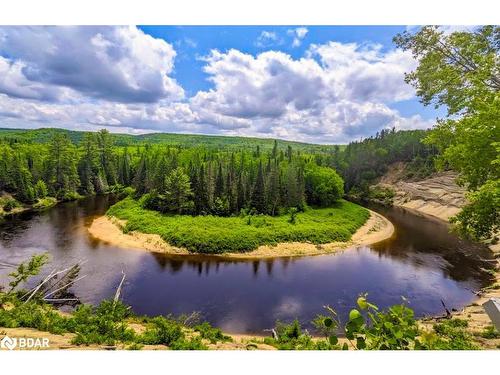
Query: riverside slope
[{"left": 373, "top": 163, "right": 500, "bottom": 348}]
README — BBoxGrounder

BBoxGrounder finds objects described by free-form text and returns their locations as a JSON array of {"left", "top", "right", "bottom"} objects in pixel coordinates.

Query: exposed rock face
[{"left": 375, "top": 163, "right": 467, "bottom": 222}]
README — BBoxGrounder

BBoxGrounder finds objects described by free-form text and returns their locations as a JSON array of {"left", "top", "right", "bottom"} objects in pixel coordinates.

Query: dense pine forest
[{"left": 0, "top": 128, "right": 345, "bottom": 217}]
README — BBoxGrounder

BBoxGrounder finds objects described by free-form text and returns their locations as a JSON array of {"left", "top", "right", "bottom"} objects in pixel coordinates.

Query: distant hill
[{"left": 0, "top": 127, "right": 343, "bottom": 152}]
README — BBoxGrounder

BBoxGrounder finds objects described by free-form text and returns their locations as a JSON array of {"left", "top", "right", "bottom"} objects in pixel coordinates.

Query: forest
[{"left": 0, "top": 129, "right": 344, "bottom": 218}]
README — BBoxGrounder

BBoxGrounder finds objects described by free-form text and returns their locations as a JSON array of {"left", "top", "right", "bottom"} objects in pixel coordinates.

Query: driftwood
[
  {"left": 181, "top": 311, "right": 202, "bottom": 327},
  {"left": 441, "top": 299, "right": 452, "bottom": 318},
  {"left": 263, "top": 328, "right": 279, "bottom": 340},
  {"left": 113, "top": 271, "right": 126, "bottom": 305},
  {"left": 20, "top": 260, "right": 87, "bottom": 306}
]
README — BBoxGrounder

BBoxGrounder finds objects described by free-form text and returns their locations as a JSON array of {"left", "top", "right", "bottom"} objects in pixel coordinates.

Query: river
[{"left": 0, "top": 195, "right": 495, "bottom": 334}]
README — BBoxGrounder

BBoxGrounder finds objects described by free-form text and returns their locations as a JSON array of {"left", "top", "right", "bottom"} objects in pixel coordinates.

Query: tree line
[{"left": 0, "top": 130, "right": 344, "bottom": 216}]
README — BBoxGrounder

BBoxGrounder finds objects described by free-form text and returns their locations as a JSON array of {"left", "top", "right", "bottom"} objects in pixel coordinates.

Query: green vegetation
[
  {"left": 366, "top": 186, "right": 395, "bottom": 206},
  {"left": 263, "top": 295, "right": 479, "bottom": 350},
  {"left": 335, "top": 129, "right": 438, "bottom": 196},
  {"left": 1, "top": 127, "right": 345, "bottom": 220},
  {"left": 32, "top": 197, "right": 58, "bottom": 210},
  {"left": 107, "top": 197, "right": 369, "bottom": 253},
  {"left": 0, "top": 195, "right": 22, "bottom": 216},
  {"left": 394, "top": 25, "right": 499, "bottom": 240},
  {"left": 0, "top": 127, "right": 335, "bottom": 152}
]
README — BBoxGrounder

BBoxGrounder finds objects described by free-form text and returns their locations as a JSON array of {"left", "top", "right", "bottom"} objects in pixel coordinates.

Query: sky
[{"left": 0, "top": 25, "right": 446, "bottom": 144}]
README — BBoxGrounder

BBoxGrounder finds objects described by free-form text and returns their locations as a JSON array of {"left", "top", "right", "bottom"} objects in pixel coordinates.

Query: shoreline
[
  {"left": 386, "top": 201, "right": 500, "bottom": 348},
  {"left": 88, "top": 209, "right": 394, "bottom": 259}
]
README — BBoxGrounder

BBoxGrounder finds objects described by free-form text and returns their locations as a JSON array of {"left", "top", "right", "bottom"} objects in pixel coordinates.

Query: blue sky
[{"left": 0, "top": 26, "right": 443, "bottom": 143}]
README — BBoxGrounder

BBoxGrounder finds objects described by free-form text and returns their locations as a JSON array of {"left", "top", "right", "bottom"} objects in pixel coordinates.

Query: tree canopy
[{"left": 394, "top": 26, "right": 500, "bottom": 239}]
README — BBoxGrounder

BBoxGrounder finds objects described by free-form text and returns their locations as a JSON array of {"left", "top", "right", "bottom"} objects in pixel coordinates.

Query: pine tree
[
  {"left": 271, "top": 139, "right": 278, "bottom": 159},
  {"left": 251, "top": 161, "right": 266, "bottom": 213},
  {"left": 11, "top": 153, "right": 35, "bottom": 203},
  {"left": 164, "top": 167, "right": 193, "bottom": 214},
  {"left": 215, "top": 162, "right": 224, "bottom": 199},
  {"left": 96, "top": 129, "right": 117, "bottom": 186},
  {"left": 267, "top": 160, "right": 280, "bottom": 215},
  {"left": 78, "top": 133, "right": 100, "bottom": 195},
  {"left": 45, "top": 133, "right": 80, "bottom": 199},
  {"left": 236, "top": 172, "right": 246, "bottom": 213},
  {"left": 118, "top": 147, "right": 132, "bottom": 186},
  {"left": 133, "top": 153, "right": 148, "bottom": 196}
]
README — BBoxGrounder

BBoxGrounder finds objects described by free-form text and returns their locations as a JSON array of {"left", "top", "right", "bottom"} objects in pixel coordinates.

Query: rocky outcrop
[{"left": 375, "top": 163, "right": 467, "bottom": 222}]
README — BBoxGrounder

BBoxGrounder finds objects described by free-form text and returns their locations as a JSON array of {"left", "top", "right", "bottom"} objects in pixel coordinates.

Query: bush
[
  {"left": 59, "top": 190, "right": 83, "bottom": 201},
  {"left": 305, "top": 165, "right": 344, "bottom": 207},
  {"left": 68, "top": 300, "right": 136, "bottom": 346},
  {"left": 451, "top": 179, "right": 500, "bottom": 240},
  {"left": 1, "top": 197, "right": 21, "bottom": 212},
  {"left": 368, "top": 186, "right": 395, "bottom": 205},
  {"left": 34, "top": 180, "right": 48, "bottom": 199},
  {"left": 194, "top": 322, "right": 231, "bottom": 344},
  {"left": 33, "top": 197, "right": 57, "bottom": 210},
  {"left": 140, "top": 316, "right": 184, "bottom": 345},
  {"left": 478, "top": 325, "right": 500, "bottom": 339},
  {"left": 312, "top": 295, "right": 479, "bottom": 350},
  {"left": 264, "top": 319, "right": 336, "bottom": 350}
]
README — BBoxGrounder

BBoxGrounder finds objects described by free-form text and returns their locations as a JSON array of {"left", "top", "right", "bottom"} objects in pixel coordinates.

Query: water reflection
[{"left": 0, "top": 196, "right": 495, "bottom": 334}]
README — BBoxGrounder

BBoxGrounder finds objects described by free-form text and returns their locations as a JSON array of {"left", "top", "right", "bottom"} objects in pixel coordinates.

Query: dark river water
[{"left": 0, "top": 195, "right": 495, "bottom": 334}]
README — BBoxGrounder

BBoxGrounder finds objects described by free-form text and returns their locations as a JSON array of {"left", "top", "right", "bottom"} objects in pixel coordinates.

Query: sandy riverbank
[
  {"left": 419, "top": 242, "right": 500, "bottom": 349},
  {"left": 88, "top": 209, "right": 394, "bottom": 259}
]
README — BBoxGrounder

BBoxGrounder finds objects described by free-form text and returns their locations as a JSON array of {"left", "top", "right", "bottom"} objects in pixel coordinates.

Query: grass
[
  {"left": 106, "top": 197, "right": 370, "bottom": 254},
  {"left": 32, "top": 197, "right": 58, "bottom": 210}
]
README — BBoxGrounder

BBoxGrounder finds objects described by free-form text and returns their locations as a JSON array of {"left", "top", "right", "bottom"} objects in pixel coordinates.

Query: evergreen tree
[
  {"left": 271, "top": 139, "right": 278, "bottom": 159},
  {"left": 78, "top": 133, "right": 102, "bottom": 195},
  {"left": 133, "top": 153, "right": 148, "bottom": 196},
  {"left": 251, "top": 161, "right": 266, "bottom": 213},
  {"left": 96, "top": 129, "right": 117, "bottom": 186},
  {"left": 45, "top": 133, "right": 79, "bottom": 199},
  {"left": 34, "top": 180, "right": 48, "bottom": 199},
  {"left": 267, "top": 160, "right": 280, "bottom": 215},
  {"left": 215, "top": 162, "right": 224, "bottom": 199},
  {"left": 118, "top": 148, "right": 132, "bottom": 186},
  {"left": 164, "top": 167, "right": 193, "bottom": 214},
  {"left": 11, "top": 153, "right": 35, "bottom": 203}
]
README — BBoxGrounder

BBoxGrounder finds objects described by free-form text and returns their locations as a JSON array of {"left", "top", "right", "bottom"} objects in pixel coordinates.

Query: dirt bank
[
  {"left": 376, "top": 163, "right": 466, "bottom": 222},
  {"left": 88, "top": 210, "right": 394, "bottom": 259}
]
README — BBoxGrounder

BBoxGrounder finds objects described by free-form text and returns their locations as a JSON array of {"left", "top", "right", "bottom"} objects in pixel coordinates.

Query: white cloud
[
  {"left": 255, "top": 31, "right": 283, "bottom": 48},
  {"left": 0, "top": 26, "right": 433, "bottom": 144},
  {"left": 187, "top": 43, "right": 429, "bottom": 143},
  {"left": 288, "top": 27, "right": 309, "bottom": 47},
  {"left": 0, "top": 26, "right": 183, "bottom": 103}
]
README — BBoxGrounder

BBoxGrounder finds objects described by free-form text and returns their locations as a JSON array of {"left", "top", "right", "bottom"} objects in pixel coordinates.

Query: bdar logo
[
  {"left": 0, "top": 335, "right": 49, "bottom": 350},
  {"left": 1, "top": 335, "right": 17, "bottom": 350}
]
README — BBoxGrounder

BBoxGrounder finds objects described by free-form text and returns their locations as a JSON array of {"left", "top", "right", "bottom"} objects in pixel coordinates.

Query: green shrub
[
  {"left": 194, "top": 322, "right": 231, "bottom": 344},
  {"left": 305, "top": 165, "right": 344, "bottom": 207},
  {"left": 140, "top": 316, "right": 184, "bottom": 345},
  {"left": 2, "top": 197, "right": 21, "bottom": 212},
  {"left": 34, "top": 180, "right": 48, "bottom": 199},
  {"left": 169, "top": 337, "right": 208, "bottom": 350},
  {"left": 33, "top": 197, "right": 57, "bottom": 210},
  {"left": 368, "top": 186, "right": 395, "bottom": 205},
  {"left": 68, "top": 301, "right": 137, "bottom": 346},
  {"left": 478, "top": 325, "right": 500, "bottom": 339}
]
